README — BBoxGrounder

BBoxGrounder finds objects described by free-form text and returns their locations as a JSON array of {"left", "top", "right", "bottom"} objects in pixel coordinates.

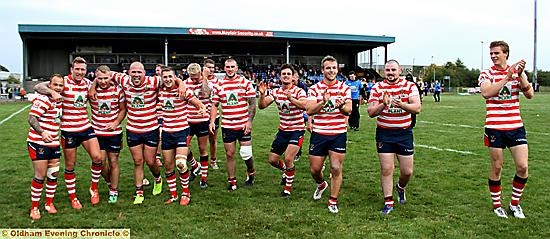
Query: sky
[{"left": 0, "top": 0, "right": 548, "bottom": 73}]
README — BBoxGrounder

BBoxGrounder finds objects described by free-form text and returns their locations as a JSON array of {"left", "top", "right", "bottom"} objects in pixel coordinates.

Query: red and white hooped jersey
[
  {"left": 478, "top": 65, "right": 525, "bottom": 130},
  {"left": 369, "top": 79, "right": 419, "bottom": 129},
  {"left": 90, "top": 84, "right": 125, "bottom": 136},
  {"left": 158, "top": 85, "right": 195, "bottom": 133},
  {"left": 115, "top": 73, "right": 161, "bottom": 134},
  {"left": 27, "top": 94, "right": 62, "bottom": 147},
  {"left": 184, "top": 78, "right": 214, "bottom": 123},
  {"left": 269, "top": 85, "right": 306, "bottom": 131},
  {"left": 211, "top": 75, "right": 256, "bottom": 130},
  {"left": 60, "top": 75, "right": 92, "bottom": 132},
  {"left": 208, "top": 75, "right": 220, "bottom": 87},
  {"left": 307, "top": 80, "right": 351, "bottom": 135}
]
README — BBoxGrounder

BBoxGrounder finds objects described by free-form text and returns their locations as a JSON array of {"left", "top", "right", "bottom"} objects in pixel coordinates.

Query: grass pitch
[{"left": 0, "top": 93, "right": 549, "bottom": 238}]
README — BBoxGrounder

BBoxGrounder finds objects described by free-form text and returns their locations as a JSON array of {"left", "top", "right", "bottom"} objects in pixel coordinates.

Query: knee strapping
[
  {"left": 175, "top": 154, "right": 188, "bottom": 171},
  {"left": 47, "top": 166, "right": 60, "bottom": 180},
  {"left": 239, "top": 146, "right": 253, "bottom": 161}
]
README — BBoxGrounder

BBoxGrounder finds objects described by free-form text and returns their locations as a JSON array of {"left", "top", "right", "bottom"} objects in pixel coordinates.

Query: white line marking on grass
[
  {"left": 0, "top": 104, "right": 31, "bottom": 125},
  {"left": 418, "top": 120, "right": 550, "bottom": 136},
  {"left": 527, "top": 131, "right": 550, "bottom": 136},
  {"left": 415, "top": 144, "right": 478, "bottom": 155},
  {"left": 419, "top": 121, "right": 482, "bottom": 129},
  {"left": 434, "top": 129, "right": 456, "bottom": 134}
]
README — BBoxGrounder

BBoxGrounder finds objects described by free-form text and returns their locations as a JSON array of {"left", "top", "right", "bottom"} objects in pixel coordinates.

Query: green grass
[{"left": 1, "top": 93, "right": 549, "bottom": 238}]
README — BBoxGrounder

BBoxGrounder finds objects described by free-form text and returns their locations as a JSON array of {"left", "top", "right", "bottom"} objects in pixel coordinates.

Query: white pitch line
[
  {"left": 419, "top": 121, "right": 482, "bottom": 129},
  {"left": 440, "top": 123, "right": 479, "bottom": 129},
  {"left": 415, "top": 144, "right": 478, "bottom": 155},
  {"left": 418, "top": 120, "right": 550, "bottom": 136},
  {"left": 0, "top": 104, "right": 31, "bottom": 125},
  {"left": 527, "top": 131, "right": 550, "bottom": 136}
]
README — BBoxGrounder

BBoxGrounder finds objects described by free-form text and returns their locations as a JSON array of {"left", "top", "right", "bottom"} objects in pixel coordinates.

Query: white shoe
[
  {"left": 493, "top": 207, "right": 508, "bottom": 218},
  {"left": 313, "top": 181, "right": 327, "bottom": 200},
  {"left": 210, "top": 161, "right": 219, "bottom": 170},
  {"left": 509, "top": 204, "right": 525, "bottom": 219},
  {"left": 328, "top": 204, "right": 339, "bottom": 214}
]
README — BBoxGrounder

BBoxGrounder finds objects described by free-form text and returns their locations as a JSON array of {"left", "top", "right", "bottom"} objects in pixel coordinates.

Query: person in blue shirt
[
  {"left": 345, "top": 71, "right": 363, "bottom": 131},
  {"left": 433, "top": 80, "right": 441, "bottom": 102}
]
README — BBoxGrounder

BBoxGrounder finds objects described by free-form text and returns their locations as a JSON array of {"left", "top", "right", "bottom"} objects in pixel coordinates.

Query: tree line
[{"left": 415, "top": 59, "right": 549, "bottom": 87}]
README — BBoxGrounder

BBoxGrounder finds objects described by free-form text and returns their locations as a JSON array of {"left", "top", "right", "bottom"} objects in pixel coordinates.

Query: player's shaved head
[{"left": 129, "top": 62, "right": 144, "bottom": 70}]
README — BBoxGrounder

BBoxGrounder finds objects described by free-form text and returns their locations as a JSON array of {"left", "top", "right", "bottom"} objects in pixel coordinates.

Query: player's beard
[
  {"left": 386, "top": 74, "right": 398, "bottom": 83},
  {"left": 226, "top": 72, "right": 236, "bottom": 79}
]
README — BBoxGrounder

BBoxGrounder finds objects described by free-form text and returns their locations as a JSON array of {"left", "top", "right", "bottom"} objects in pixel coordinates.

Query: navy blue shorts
[
  {"left": 61, "top": 127, "right": 97, "bottom": 149},
  {"left": 98, "top": 134, "right": 123, "bottom": 153},
  {"left": 27, "top": 142, "right": 61, "bottom": 161},
  {"left": 271, "top": 130, "right": 305, "bottom": 155},
  {"left": 162, "top": 128, "right": 190, "bottom": 150},
  {"left": 127, "top": 128, "right": 160, "bottom": 148},
  {"left": 309, "top": 132, "right": 347, "bottom": 156},
  {"left": 484, "top": 126, "right": 527, "bottom": 149},
  {"left": 221, "top": 128, "right": 251, "bottom": 143},
  {"left": 375, "top": 127, "right": 414, "bottom": 155},
  {"left": 189, "top": 121, "right": 210, "bottom": 137}
]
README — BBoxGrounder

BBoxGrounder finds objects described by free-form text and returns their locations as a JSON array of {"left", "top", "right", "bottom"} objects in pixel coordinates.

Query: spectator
[{"left": 7, "top": 87, "right": 13, "bottom": 99}]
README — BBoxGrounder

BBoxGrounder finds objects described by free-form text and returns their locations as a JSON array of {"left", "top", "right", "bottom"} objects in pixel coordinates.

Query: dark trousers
[
  {"left": 433, "top": 91, "right": 440, "bottom": 102},
  {"left": 349, "top": 99, "right": 360, "bottom": 129}
]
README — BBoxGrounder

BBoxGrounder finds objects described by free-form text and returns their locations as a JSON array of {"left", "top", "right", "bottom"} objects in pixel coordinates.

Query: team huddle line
[{"left": 24, "top": 40, "right": 535, "bottom": 219}]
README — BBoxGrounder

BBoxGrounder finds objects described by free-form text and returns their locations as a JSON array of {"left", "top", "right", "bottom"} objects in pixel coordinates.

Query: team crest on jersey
[
  {"left": 132, "top": 96, "right": 145, "bottom": 108},
  {"left": 279, "top": 101, "right": 291, "bottom": 114},
  {"left": 490, "top": 135, "right": 496, "bottom": 143},
  {"left": 226, "top": 91, "right": 239, "bottom": 106},
  {"left": 73, "top": 94, "right": 86, "bottom": 108},
  {"left": 98, "top": 100, "right": 111, "bottom": 114},
  {"left": 38, "top": 147, "right": 45, "bottom": 155},
  {"left": 163, "top": 99, "right": 175, "bottom": 111},
  {"left": 387, "top": 95, "right": 404, "bottom": 114},
  {"left": 322, "top": 97, "right": 338, "bottom": 113},
  {"left": 498, "top": 83, "right": 512, "bottom": 100}
]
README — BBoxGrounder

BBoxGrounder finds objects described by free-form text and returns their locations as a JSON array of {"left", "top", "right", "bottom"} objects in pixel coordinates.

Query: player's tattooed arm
[
  {"left": 201, "top": 69, "right": 212, "bottom": 97},
  {"left": 28, "top": 115, "right": 43, "bottom": 134},
  {"left": 247, "top": 97, "right": 256, "bottom": 121},
  {"left": 34, "top": 82, "right": 51, "bottom": 95},
  {"left": 35, "top": 82, "right": 63, "bottom": 101}
]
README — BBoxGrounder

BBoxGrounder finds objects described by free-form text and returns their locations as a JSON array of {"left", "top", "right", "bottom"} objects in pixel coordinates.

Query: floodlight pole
[
  {"left": 286, "top": 41, "right": 290, "bottom": 64},
  {"left": 164, "top": 37, "right": 168, "bottom": 66},
  {"left": 532, "top": 0, "right": 538, "bottom": 89},
  {"left": 481, "top": 41, "right": 484, "bottom": 70},
  {"left": 432, "top": 56, "right": 435, "bottom": 83}
]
